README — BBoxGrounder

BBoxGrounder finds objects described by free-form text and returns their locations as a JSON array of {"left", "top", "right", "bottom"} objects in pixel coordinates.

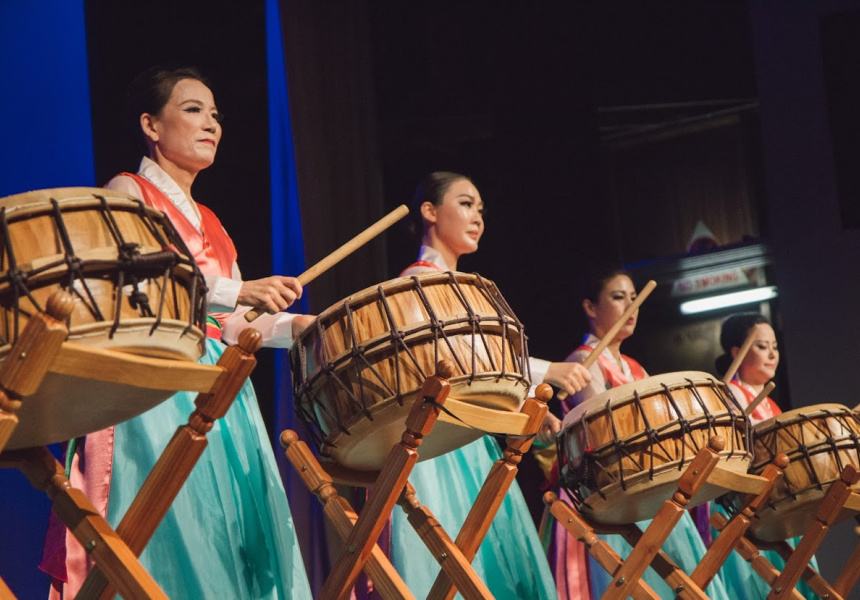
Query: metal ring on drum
[
  {"left": 558, "top": 371, "right": 752, "bottom": 525},
  {"left": 0, "top": 187, "right": 209, "bottom": 449},
  {"left": 719, "top": 403, "right": 860, "bottom": 541},
  {"left": 289, "top": 271, "right": 530, "bottom": 471}
]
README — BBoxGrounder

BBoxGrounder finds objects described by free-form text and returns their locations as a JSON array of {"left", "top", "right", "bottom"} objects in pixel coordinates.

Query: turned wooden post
[
  {"left": 320, "top": 360, "right": 454, "bottom": 600},
  {"left": 0, "top": 292, "right": 73, "bottom": 452},
  {"left": 281, "top": 429, "right": 414, "bottom": 600},
  {"left": 767, "top": 464, "right": 860, "bottom": 600},
  {"left": 397, "top": 483, "right": 493, "bottom": 600},
  {"left": 603, "top": 436, "right": 725, "bottom": 600},
  {"left": 79, "top": 329, "right": 262, "bottom": 599},
  {"left": 710, "top": 513, "right": 805, "bottom": 600},
  {"left": 834, "top": 522, "right": 860, "bottom": 597},
  {"left": 544, "top": 491, "right": 660, "bottom": 600},
  {"left": 691, "top": 454, "right": 789, "bottom": 591},
  {"left": 12, "top": 446, "right": 167, "bottom": 600},
  {"left": 427, "top": 383, "right": 551, "bottom": 600}
]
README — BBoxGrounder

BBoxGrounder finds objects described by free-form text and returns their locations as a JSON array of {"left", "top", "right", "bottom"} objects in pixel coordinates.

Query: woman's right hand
[
  {"left": 238, "top": 276, "right": 303, "bottom": 314},
  {"left": 543, "top": 361, "right": 592, "bottom": 397}
]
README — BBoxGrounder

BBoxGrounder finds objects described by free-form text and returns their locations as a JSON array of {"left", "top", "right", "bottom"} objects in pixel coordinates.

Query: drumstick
[
  {"left": 557, "top": 279, "right": 657, "bottom": 401},
  {"left": 722, "top": 326, "right": 758, "bottom": 384},
  {"left": 744, "top": 381, "right": 775, "bottom": 417},
  {"left": 244, "top": 204, "right": 409, "bottom": 322}
]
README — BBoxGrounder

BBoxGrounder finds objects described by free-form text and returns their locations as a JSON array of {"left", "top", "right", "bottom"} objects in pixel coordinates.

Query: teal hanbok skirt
[
  {"left": 105, "top": 339, "right": 312, "bottom": 599},
  {"left": 391, "top": 436, "right": 556, "bottom": 599}
]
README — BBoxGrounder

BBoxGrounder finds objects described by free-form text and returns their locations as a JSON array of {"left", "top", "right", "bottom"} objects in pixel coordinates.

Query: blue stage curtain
[
  {"left": 266, "top": 0, "right": 329, "bottom": 594},
  {"left": 0, "top": 1, "right": 95, "bottom": 597}
]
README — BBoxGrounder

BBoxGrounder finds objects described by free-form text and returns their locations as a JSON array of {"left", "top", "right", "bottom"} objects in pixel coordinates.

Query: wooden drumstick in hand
[
  {"left": 244, "top": 205, "right": 409, "bottom": 322},
  {"left": 722, "top": 326, "right": 757, "bottom": 384},
  {"left": 557, "top": 279, "right": 657, "bottom": 401},
  {"left": 743, "top": 381, "right": 775, "bottom": 417}
]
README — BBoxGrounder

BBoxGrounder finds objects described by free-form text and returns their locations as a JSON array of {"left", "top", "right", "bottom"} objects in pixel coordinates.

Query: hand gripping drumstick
[
  {"left": 721, "top": 326, "right": 757, "bottom": 385},
  {"left": 244, "top": 204, "right": 409, "bottom": 322},
  {"left": 557, "top": 279, "right": 657, "bottom": 401},
  {"left": 743, "top": 380, "right": 775, "bottom": 417}
]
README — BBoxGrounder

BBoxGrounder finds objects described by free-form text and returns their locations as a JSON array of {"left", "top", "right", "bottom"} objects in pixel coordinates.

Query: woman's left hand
[
  {"left": 238, "top": 276, "right": 303, "bottom": 314},
  {"left": 536, "top": 412, "right": 562, "bottom": 447},
  {"left": 290, "top": 314, "right": 317, "bottom": 338}
]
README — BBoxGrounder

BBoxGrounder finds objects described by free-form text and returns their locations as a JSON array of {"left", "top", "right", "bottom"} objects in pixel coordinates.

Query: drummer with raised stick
[
  {"left": 387, "top": 171, "right": 593, "bottom": 599},
  {"left": 716, "top": 312, "right": 782, "bottom": 424},
  {"left": 713, "top": 312, "right": 823, "bottom": 600},
  {"left": 548, "top": 266, "right": 730, "bottom": 599}
]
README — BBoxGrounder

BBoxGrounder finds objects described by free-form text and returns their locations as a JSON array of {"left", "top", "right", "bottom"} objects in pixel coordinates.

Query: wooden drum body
[
  {"left": 0, "top": 187, "right": 208, "bottom": 449},
  {"left": 559, "top": 371, "right": 751, "bottom": 524},
  {"left": 290, "top": 272, "right": 530, "bottom": 470},
  {"left": 0, "top": 187, "right": 206, "bottom": 360},
  {"left": 726, "top": 404, "right": 860, "bottom": 541}
]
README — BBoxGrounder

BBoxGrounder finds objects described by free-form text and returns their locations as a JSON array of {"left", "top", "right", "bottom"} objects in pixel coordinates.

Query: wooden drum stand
[
  {"left": 282, "top": 359, "right": 551, "bottom": 600},
  {"left": 711, "top": 464, "right": 860, "bottom": 600},
  {"left": 0, "top": 292, "right": 263, "bottom": 599},
  {"left": 544, "top": 436, "right": 800, "bottom": 599}
]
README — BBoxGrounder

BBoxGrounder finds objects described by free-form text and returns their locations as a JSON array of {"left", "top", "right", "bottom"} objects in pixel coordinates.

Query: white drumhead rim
[
  {"left": 0, "top": 187, "right": 143, "bottom": 214},
  {"left": 0, "top": 318, "right": 205, "bottom": 363},
  {"left": 294, "top": 271, "right": 508, "bottom": 348},
  {"left": 753, "top": 403, "right": 854, "bottom": 432},
  {"left": 562, "top": 370, "right": 725, "bottom": 429}
]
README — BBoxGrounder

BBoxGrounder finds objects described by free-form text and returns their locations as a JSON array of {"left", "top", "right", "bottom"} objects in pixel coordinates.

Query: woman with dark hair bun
[
  {"left": 714, "top": 313, "right": 822, "bottom": 599},
  {"left": 547, "top": 265, "right": 729, "bottom": 599},
  {"left": 716, "top": 312, "right": 781, "bottom": 423},
  {"left": 390, "top": 171, "right": 591, "bottom": 599},
  {"left": 41, "top": 66, "right": 313, "bottom": 599}
]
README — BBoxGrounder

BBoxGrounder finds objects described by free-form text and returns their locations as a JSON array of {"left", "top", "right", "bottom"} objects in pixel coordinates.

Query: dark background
[
  {"left": 22, "top": 0, "right": 860, "bottom": 596},
  {"left": 82, "top": 0, "right": 760, "bottom": 430}
]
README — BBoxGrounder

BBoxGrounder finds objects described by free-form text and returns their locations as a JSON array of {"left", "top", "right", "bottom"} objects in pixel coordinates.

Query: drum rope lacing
[
  {"left": 560, "top": 377, "right": 749, "bottom": 512},
  {"left": 96, "top": 196, "right": 206, "bottom": 337},
  {"left": 51, "top": 199, "right": 107, "bottom": 323},
  {"left": 0, "top": 208, "right": 43, "bottom": 342},
  {"left": 290, "top": 273, "right": 530, "bottom": 457},
  {"left": 0, "top": 196, "right": 207, "bottom": 346},
  {"left": 750, "top": 408, "right": 860, "bottom": 506}
]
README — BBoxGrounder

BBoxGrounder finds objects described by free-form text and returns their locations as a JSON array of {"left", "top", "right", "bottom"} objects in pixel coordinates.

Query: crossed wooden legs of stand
[
  {"left": 711, "top": 463, "right": 860, "bottom": 600},
  {"left": 544, "top": 437, "right": 795, "bottom": 600},
  {"left": 0, "top": 293, "right": 167, "bottom": 599},
  {"left": 0, "top": 292, "right": 263, "bottom": 599},
  {"left": 283, "top": 359, "right": 551, "bottom": 600}
]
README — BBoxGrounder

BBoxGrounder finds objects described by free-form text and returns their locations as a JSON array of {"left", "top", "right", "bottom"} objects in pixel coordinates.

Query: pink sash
[
  {"left": 575, "top": 343, "right": 647, "bottom": 387},
  {"left": 124, "top": 173, "right": 237, "bottom": 332},
  {"left": 731, "top": 377, "right": 782, "bottom": 423}
]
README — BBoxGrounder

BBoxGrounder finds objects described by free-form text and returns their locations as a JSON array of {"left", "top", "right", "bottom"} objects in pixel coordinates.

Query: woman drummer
[
  {"left": 390, "top": 171, "right": 591, "bottom": 599},
  {"left": 552, "top": 265, "right": 729, "bottom": 598},
  {"left": 41, "top": 66, "right": 314, "bottom": 599},
  {"left": 716, "top": 312, "right": 781, "bottom": 424},
  {"left": 714, "top": 312, "right": 819, "bottom": 599}
]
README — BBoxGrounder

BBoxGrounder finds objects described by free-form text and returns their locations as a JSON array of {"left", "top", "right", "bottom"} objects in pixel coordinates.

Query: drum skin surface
[
  {"left": 560, "top": 371, "right": 751, "bottom": 524},
  {"left": 0, "top": 187, "right": 208, "bottom": 449},
  {"left": 290, "top": 272, "right": 530, "bottom": 470},
  {"left": 723, "top": 403, "right": 860, "bottom": 541}
]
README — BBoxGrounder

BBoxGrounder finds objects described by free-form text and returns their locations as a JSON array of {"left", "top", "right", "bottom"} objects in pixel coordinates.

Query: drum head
[
  {"left": 561, "top": 371, "right": 750, "bottom": 524},
  {"left": 737, "top": 403, "right": 860, "bottom": 541},
  {"left": 319, "top": 375, "right": 524, "bottom": 469},
  {"left": 562, "top": 371, "right": 733, "bottom": 428},
  {"left": 292, "top": 271, "right": 529, "bottom": 470},
  {"left": 6, "top": 370, "right": 174, "bottom": 449}
]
